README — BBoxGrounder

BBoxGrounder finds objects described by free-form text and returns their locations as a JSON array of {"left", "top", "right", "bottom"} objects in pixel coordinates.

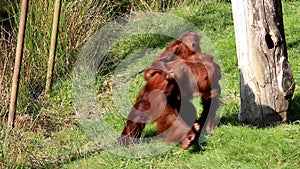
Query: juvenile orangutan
[{"left": 120, "top": 71, "right": 197, "bottom": 149}]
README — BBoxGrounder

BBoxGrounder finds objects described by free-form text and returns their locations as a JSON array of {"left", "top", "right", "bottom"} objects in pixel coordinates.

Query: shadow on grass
[
  {"left": 143, "top": 129, "right": 157, "bottom": 138},
  {"left": 189, "top": 140, "right": 208, "bottom": 153},
  {"left": 287, "top": 39, "right": 300, "bottom": 49},
  {"left": 290, "top": 93, "right": 300, "bottom": 122},
  {"left": 142, "top": 127, "right": 208, "bottom": 153},
  {"left": 219, "top": 112, "right": 242, "bottom": 126},
  {"left": 219, "top": 93, "right": 300, "bottom": 127}
]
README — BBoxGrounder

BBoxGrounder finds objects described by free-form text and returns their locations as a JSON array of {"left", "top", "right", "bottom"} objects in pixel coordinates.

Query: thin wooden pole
[
  {"left": 45, "top": 0, "right": 61, "bottom": 94},
  {"left": 8, "top": 0, "right": 29, "bottom": 128}
]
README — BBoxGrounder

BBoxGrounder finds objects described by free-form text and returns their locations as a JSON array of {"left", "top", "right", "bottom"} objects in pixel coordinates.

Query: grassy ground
[
  {"left": 0, "top": 0, "right": 299, "bottom": 168},
  {"left": 66, "top": 1, "right": 300, "bottom": 168}
]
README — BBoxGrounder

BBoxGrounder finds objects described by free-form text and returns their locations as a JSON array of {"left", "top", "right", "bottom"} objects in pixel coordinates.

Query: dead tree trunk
[{"left": 232, "top": 0, "right": 295, "bottom": 125}]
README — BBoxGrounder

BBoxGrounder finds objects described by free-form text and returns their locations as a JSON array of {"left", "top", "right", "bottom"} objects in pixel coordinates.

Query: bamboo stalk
[
  {"left": 8, "top": 0, "right": 29, "bottom": 128},
  {"left": 45, "top": 0, "right": 61, "bottom": 94}
]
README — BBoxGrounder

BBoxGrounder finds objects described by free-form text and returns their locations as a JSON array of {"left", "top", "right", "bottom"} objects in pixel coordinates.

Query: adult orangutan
[
  {"left": 120, "top": 31, "right": 221, "bottom": 149},
  {"left": 144, "top": 31, "right": 221, "bottom": 134}
]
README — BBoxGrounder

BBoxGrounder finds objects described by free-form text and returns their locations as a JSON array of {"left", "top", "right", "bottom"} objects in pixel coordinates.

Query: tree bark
[{"left": 232, "top": 0, "right": 295, "bottom": 125}]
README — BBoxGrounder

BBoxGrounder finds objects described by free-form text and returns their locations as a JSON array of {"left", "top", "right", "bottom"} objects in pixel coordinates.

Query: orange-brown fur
[
  {"left": 120, "top": 72, "right": 196, "bottom": 149},
  {"left": 120, "top": 32, "right": 221, "bottom": 149}
]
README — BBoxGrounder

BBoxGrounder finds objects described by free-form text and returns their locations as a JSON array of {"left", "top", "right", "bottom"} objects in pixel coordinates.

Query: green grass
[
  {"left": 64, "top": 125, "right": 300, "bottom": 169},
  {"left": 0, "top": 0, "right": 299, "bottom": 168},
  {"left": 65, "top": 1, "right": 300, "bottom": 168}
]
